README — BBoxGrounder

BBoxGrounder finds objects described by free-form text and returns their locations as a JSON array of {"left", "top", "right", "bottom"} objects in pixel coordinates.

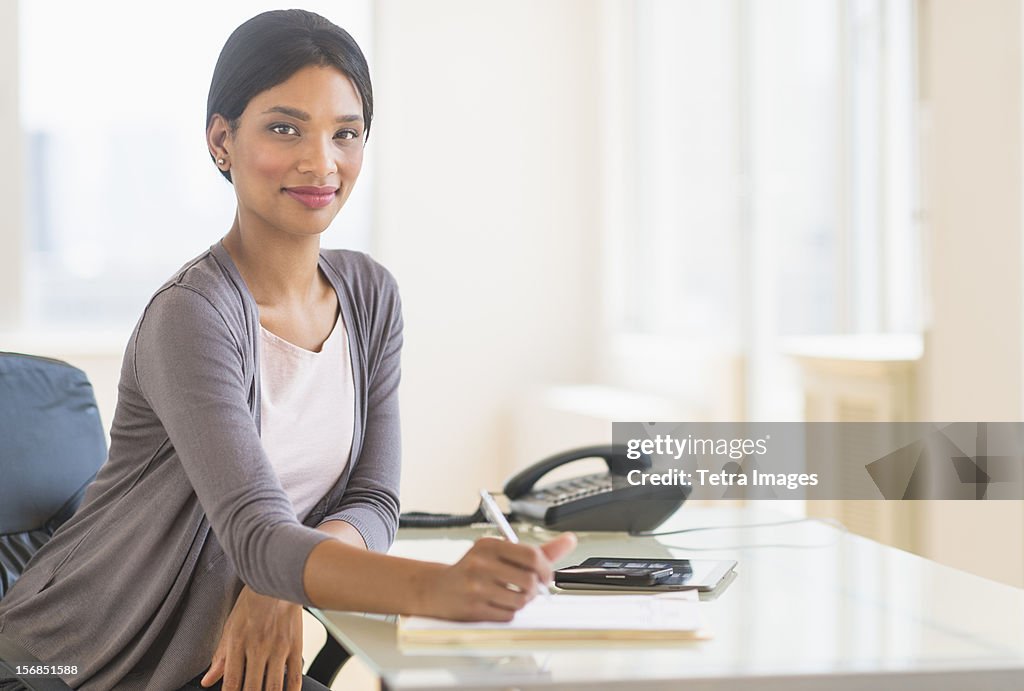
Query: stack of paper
[{"left": 398, "top": 592, "right": 707, "bottom": 643}]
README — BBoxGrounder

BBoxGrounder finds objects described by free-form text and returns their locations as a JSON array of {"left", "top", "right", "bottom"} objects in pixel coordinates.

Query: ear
[{"left": 206, "top": 114, "right": 233, "bottom": 168}]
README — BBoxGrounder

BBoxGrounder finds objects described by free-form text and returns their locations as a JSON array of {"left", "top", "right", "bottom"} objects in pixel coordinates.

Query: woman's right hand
[{"left": 424, "top": 532, "right": 577, "bottom": 621}]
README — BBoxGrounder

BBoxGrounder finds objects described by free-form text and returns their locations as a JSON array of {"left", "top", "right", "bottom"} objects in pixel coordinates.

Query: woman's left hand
[{"left": 200, "top": 585, "right": 304, "bottom": 691}]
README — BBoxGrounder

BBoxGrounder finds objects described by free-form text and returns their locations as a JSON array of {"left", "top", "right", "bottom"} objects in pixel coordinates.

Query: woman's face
[{"left": 212, "top": 65, "right": 365, "bottom": 239}]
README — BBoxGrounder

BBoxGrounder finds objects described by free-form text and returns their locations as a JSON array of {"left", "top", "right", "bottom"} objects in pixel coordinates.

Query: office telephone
[
  {"left": 398, "top": 445, "right": 689, "bottom": 532},
  {"left": 503, "top": 445, "right": 689, "bottom": 532}
]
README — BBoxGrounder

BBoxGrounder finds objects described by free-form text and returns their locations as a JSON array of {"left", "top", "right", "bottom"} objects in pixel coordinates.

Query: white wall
[
  {"left": 918, "top": 0, "right": 1024, "bottom": 586},
  {"left": 372, "top": 0, "right": 603, "bottom": 512},
  {"left": 920, "top": 0, "right": 1022, "bottom": 420}
]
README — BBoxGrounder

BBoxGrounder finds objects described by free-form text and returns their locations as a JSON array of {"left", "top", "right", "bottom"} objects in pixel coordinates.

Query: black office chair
[{"left": 0, "top": 352, "right": 350, "bottom": 689}]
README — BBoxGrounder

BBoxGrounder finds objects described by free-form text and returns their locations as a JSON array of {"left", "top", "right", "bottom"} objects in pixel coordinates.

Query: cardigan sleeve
[
  {"left": 317, "top": 265, "right": 402, "bottom": 552},
  {"left": 134, "top": 284, "right": 332, "bottom": 604}
]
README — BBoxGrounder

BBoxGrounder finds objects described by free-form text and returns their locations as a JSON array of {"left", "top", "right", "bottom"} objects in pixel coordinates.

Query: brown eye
[
  {"left": 335, "top": 129, "right": 359, "bottom": 140},
  {"left": 270, "top": 123, "right": 298, "bottom": 135}
]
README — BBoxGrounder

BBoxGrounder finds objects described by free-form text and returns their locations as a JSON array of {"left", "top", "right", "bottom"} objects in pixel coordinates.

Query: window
[
  {"left": 604, "top": 0, "right": 919, "bottom": 418},
  {"left": 16, "top": 1, "right": 374, "bottom": 329}
]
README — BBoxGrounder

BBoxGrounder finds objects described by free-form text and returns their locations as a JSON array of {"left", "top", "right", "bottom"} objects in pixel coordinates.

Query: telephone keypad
[{"left": 543, "top": 473, "right": 614, "bottom": 505}]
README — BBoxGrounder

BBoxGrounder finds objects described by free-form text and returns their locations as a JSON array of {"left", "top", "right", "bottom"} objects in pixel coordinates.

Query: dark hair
[{"left": 206, "top": 9, "right": 373, "bottom": 182}]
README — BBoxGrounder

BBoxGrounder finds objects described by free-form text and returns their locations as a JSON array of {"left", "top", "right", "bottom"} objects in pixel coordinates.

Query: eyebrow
[{"left": 261, "top": 105, "right": 363, "bottom": 124}]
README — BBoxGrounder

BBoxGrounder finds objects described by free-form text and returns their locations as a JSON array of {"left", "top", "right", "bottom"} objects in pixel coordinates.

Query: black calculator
[{"left": 556, "top": 557, "right": 736, "bottom": 592}]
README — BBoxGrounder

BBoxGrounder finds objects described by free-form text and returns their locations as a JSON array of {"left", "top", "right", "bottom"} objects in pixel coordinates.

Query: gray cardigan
[{"left": 0, "top": 243, "right": 402, "bottom": 689}]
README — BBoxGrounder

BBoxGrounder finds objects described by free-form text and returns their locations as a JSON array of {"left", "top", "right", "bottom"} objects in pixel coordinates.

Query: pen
[{"left": 478, "top": 489, "right": 550, "bottom": 598}]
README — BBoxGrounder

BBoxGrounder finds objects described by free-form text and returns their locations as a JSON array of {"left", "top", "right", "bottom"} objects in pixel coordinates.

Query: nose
[{"left": 298, "top": 134, "right": 338, "bottom": 179}]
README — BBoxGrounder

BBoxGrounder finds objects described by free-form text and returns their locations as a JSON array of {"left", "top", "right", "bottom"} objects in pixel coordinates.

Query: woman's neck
[{"left": 221, "top": 218, "right": 325, "bottom": 310}]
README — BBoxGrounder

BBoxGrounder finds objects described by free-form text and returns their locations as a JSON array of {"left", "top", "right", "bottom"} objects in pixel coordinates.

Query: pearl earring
[{"left": 216, "top": 157, "right": 226, "bottom": 165}]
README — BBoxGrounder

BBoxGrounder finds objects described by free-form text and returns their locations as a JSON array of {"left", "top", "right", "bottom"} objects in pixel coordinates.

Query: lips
[{"left": 283, "top": 186, "right": 338, "bottom": 209}]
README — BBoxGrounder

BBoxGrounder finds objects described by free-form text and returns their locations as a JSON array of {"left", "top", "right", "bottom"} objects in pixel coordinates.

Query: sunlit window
[
  {"left": 18, "top": 1, "right": 374, "bottom": 328},
  {"left": 622, "top": 0, "right": 918, "bottom": 339}
]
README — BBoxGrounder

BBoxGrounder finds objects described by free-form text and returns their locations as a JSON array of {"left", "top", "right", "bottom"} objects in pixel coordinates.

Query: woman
[{"left": 0, "top": 10, "right": 576, "bottom": 690}]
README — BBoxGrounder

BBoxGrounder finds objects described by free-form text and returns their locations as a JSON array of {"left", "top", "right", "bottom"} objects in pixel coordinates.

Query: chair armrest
[{"left": 303, "top": 607, "right": 352, "bottom": 686}]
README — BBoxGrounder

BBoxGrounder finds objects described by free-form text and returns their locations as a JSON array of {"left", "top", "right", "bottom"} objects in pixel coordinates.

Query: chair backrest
[{"left": 0, "top": 352, "right": 107, "bottom": 599}]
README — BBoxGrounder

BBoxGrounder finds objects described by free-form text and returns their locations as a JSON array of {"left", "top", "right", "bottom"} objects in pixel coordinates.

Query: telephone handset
[{"left": 504, "top": 445, "right": 689, "bottom": 532}]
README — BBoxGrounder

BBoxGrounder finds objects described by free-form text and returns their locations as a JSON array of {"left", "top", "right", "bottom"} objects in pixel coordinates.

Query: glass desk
[{"left": 316, "top": 507, "right": 1024, "bottom": 690}]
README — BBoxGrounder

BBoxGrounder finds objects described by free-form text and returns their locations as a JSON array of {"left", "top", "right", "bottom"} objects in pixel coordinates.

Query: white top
[{"left": 259, "top": 312, "right": 354, "bottom": 522}]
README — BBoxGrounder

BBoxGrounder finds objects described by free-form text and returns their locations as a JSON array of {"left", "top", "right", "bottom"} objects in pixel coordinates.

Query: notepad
[{"left": 398, "top": 592, "right": 707, "bottom": 643}]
